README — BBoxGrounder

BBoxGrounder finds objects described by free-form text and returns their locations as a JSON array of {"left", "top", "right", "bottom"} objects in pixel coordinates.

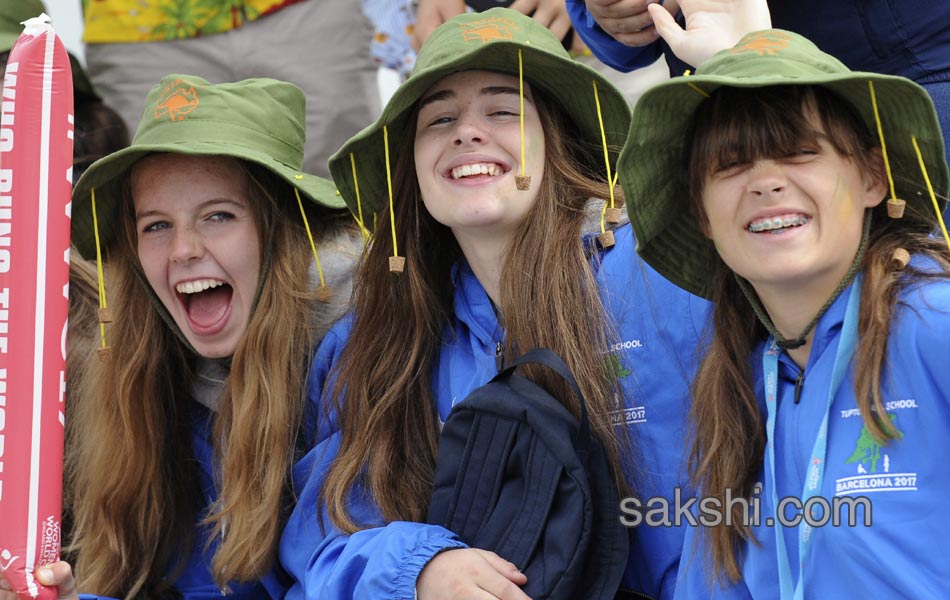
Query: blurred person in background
[{"left": 80, "top": 0, "right": 379, "bottom": 177}]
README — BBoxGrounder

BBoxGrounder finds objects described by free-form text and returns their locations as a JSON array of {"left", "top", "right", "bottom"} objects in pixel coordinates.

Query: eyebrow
[{"left": 417, "top": 85, "right": 530, "bottom": 111}]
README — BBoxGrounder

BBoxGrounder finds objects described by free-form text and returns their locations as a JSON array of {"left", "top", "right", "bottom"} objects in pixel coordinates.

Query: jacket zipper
[
  {"left": 495, "top": 341, "right": 504, "bottom": 371},
  {"left": 793, "top": 370, "right": 806, "bottom": 405}
]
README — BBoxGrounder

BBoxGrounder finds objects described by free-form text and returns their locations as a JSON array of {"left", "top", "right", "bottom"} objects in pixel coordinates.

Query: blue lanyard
[{"left": 762, "top": 276, "right": 862, "bottom": 600}]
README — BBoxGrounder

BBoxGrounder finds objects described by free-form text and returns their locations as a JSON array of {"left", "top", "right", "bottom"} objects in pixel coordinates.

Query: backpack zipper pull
[{"left": 495, "top": 341, "right": 504, "bottom": 371}]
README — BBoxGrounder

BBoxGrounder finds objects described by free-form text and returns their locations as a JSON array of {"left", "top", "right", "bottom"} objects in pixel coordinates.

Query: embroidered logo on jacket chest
[{"left": 834, "top": 412, "right": 918, "bottom": 496}]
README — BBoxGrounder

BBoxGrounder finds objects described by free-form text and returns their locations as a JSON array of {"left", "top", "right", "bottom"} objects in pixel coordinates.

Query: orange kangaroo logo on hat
[
  {"left": 731, "top": 31, "right": 792, "bottom": 56},
  {"left": 460, "top": 17, "right": 519, "bottom": 43},
  {"left": 154, "top": 79, "right": 200, "bottom": 122}
]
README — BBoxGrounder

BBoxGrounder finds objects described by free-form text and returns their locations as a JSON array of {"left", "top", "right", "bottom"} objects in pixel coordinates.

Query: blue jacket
[
  {"left": 567, "top": 0, "right": 950, "bottom": 83},
  {"left": 279, "top": 222, "right": 711, "bottom": 599},
  {"left": 674, "top": 267, "right": 950, "bottom": 598},
  {"left": 79, "top": 401, "right": 304, "bottom": 599}
]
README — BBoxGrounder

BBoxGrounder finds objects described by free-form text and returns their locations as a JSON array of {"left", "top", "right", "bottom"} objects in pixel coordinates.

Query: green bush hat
[
  {"left": 328, "top": 7, "right": 631, "bottom": 221},
  {"left": 619, "top": 29, "right": 949, "bottom": 299},
  {"left": 72, "top": 74, "right": 345, "bottom": 260},
  {"left": 0, "top": 0, "right": 98, "bottom": 102}
]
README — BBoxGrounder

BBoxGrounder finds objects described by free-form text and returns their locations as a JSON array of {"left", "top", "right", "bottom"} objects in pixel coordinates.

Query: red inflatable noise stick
[{"left": 0, "top": 13, "right": 74, "bottom": 600}]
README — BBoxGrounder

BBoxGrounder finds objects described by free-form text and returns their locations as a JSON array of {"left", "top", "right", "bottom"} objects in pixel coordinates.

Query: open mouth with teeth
[
  {"left": 175, "top": 278, "right": 233, "bottom": 333},
  {"left": 747, "top": 213, "right": 811, "bottom": 234},
  {"left": 449, "top": 162, "right": 505, "bottom": 179}
]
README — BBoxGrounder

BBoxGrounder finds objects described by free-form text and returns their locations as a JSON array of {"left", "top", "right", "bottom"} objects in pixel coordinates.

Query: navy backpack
[{"left": 427, "top": 348, "right": 630, "bottom": 599}]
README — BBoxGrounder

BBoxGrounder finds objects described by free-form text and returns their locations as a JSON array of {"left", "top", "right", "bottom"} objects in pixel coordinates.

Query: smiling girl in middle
[{"left": 278, "top": 8, "right": 709, "bottom": 600}]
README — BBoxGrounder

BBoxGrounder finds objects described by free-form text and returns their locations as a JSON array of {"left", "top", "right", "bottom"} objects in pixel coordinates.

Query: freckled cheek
[
  {"left": 136, "top": 244, "right": 159, "bottom": 273},
  {"left": 138, "top": 258, "right": 168, "bottom": 301}
]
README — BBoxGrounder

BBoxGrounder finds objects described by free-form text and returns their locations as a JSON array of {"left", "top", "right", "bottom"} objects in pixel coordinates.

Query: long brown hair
[
  {"left": 686, "top": 86, "right": 950, "bottom": 582},
  {"left": 65, "top": 160, "right": 351, "bottom": 598},
  {"left": 320, "top": 86, "right": 630, "bottom": 533}
]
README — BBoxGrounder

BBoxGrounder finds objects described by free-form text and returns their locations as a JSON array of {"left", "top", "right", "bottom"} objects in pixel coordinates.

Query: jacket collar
[
  {"left": 776, "top": 277, "right": 857, "bottom": 375},
  {"left": 451, "top": 259, "right": 501, "bottom": 346}
]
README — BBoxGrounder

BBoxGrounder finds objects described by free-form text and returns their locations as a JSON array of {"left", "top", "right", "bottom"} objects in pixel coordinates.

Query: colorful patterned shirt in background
[
  {"left": 83, "top": 0, "right": 418, "bottom": 79},
  {"left": 362, "top": 0, "right": 415, "bottom": 80},
  {"left": 82, "top": 0, "right": 308, "bottom": 43}
]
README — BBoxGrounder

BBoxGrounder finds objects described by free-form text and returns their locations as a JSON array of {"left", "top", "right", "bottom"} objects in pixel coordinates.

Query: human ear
[{"left": 862, "top": 147, "right": 888, "bottom": 208}]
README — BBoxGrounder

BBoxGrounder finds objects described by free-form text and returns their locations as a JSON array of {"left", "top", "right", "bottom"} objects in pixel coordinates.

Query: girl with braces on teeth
[{"left": 620, "top": 0, "right": 950, "bottom": 597}]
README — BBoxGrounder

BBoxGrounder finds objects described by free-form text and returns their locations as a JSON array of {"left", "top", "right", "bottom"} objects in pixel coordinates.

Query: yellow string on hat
[
  {"left": 911, "top": 136, "right": 950, "bottom": 252},
  {"left": 90, "top": 188, "right": 109, "bottom": 350},
  {"left": 683, "top": 70, "right": 710, "bottom": 97},
  {"left": 593, "top": 80, "right": 617, "bottom": 227},
  {"left": 350, "top": 152, "right": 370, "bottom": 242},
  {"left": 518, "top": 48, "right": 528, "bottom": 189},
  {"left": 519, "top": 49, "right": 526, "bottom": 182},
  {"left": 868, "top": 81, "right": 899, "bottom": 203},
  {"left": 383, "top": 125, "right": 400, "bottom": 260},
  {"left": 295, "top": 188, "right": 327, "bottom": 290}
]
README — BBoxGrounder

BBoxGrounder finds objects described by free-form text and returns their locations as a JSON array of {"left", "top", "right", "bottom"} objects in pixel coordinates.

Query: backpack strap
[{"left": 494, "top": 348, "right": 592, "bottom": 458}]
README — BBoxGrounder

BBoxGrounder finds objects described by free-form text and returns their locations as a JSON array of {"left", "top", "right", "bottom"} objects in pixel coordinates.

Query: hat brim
[
  {"left": 621, "top": 70, "right": 949, "bottom": 299},
  {"left": 72, "top": 143, "right": 344, "bottom": 260},
  {"left": 0, "top": 31, "right": 17, "bottom": 53},
  {"left": 329, "top": 41, "right": 631, "bottom": 220}
]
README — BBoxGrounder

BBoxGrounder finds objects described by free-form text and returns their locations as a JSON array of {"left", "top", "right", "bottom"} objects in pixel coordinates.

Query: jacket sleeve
[
  {"left": 565, "top": 0, "right": 666, "bottom": 72},
  {"left": 906, "top": 279, "right": 950, "bottom": 392},
  {"left": 281, "top": 318, "right": 468, "bottom": 600},
  {"left": 280, "top": 433, "right": 467, "bottom": 600}
]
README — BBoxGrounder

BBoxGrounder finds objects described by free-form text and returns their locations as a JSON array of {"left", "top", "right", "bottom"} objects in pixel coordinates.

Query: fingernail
[{"left": 36, "top": 567, "right": 52, "bottom": 584}]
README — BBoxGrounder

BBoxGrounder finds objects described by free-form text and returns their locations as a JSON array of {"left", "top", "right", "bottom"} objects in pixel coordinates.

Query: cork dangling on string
[
  {"left": 90, "top": 188, "right": 112, "bottom": 361},
  {"left": 886, "top": 198, "right": 906, "bottom": 219},
  {"left": 98, "top": 304, "right": 115, "bottom": 360},
  {"left": 597, "top": 230, "right": 616, "bottom": 249},
  {"left": 515, "top": 48, "right": 531, "bottom": 192},
  {"left": 867, "top": 81, "right": 907, "bottom": 220},
  {"left": 389, "top": 256, "right": 406, "bottom": 272},
  {"left": 383, "top": 125, "right": 405, "bottom": 273},
  {"left": 604, "top": 207, "right": 623, "bottom": 225},
  {"left": 891, "top": 247, "right": 911, "bottom": 270},
  {"left": 315, "top": 286, "right": 333, "bottom": 302}
]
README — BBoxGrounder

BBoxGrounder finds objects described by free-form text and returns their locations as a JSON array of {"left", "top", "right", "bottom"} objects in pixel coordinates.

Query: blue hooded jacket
[
  {"left": 674, "top": 267, "right": 950, "bottom": 598},
  {"left": 78, "top": 400, "right": 306, "bottom": 599},
  {"left": 279, "top": 222, "right": 711, "bottom": 599}
]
